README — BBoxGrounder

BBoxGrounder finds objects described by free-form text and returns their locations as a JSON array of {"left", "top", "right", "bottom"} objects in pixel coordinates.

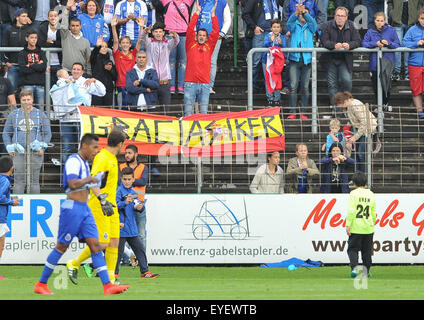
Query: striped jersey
[{"left": 115, "top": 0, "right": 148, "bottom": 41}]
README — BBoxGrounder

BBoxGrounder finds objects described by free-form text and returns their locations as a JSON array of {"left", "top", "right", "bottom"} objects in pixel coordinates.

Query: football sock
[
  {"left": 40, "top": 248, "right": 63, "bottom": 283},
  {"left": 91, "top": 251, "right": 110, "bottom": 286},
  {"left": 105, "top": 246, "right": 118, "bottom": 283},
  {"left": 72, "top": 246, "right": 91, "bottom": 268}
]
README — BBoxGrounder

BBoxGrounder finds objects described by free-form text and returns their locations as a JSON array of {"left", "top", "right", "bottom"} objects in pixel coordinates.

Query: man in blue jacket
[
  {"left": 402, "top": 8, "right": 424, "bottom": 119},
  {"left": 126, "top": 51, "right": 159, "bottom": 111},
  {"left": 115, "top": 167, "right": 159, "bottom": 279},
  {"left": 362, "top": 11, "right": 400, "bottom": 107},
  {"left": 0, "top": 155, "right": 21, "bottom": 280}
]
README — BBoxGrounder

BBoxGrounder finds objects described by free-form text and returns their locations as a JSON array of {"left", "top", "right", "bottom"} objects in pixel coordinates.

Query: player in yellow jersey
[
  {"left": 66, "top": 129, "right": 126, "bottom": 284},
  {"left": 346, "top": 172, "right": 377, "bottom": 279}
]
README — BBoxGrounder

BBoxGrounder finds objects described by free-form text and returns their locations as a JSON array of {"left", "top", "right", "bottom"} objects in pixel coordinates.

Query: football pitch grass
[{"left": 0, "top": 265, "right": 424, "bottom": 300}]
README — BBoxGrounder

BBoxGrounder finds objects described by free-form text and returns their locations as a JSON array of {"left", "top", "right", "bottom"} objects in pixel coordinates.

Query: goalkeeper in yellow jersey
[
  {"left": 66, "top": 128, "right": 126, "bottom": 284},
  {"left": 346, "top": 172, "right": 376, "bottom": 279}
]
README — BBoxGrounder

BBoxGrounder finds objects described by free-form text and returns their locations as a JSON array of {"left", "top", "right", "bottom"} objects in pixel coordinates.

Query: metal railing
[
  {"left": 1, "top": 102, "right": 423, "bottom": 194},
  {"left": 247, "top": 47, "right": 424, "bottom": 133}
]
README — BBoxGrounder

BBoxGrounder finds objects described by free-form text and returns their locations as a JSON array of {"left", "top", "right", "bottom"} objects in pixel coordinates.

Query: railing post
[
  {"left": 311, "top": 50, "right": 318, "bottom": 134},
  {"left": 45, "top": 49, "right": 51, "bottom": 118},
  {"left": 377, "top": 49, "right": 384, "bottom": 133},
  {"left": 247, "top": 48, "right": 254, "bottom": 110},
  {"left": 197, "top": 157, "right": 202, "bottom": 194},
  {"left": 233, "top": 0, "right": 238, "bottom": 68}
]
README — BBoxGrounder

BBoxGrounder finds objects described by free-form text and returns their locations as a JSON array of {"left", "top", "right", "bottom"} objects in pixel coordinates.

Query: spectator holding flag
[
  {"left": 183, "top": 0, "right": 219, "bottom": 116},
  {"left": 286, "top": 3, "right": 317, "bottom": 120},
  {"left": 193, "top": 0, "right": 231, "bottom": 95},
  {"left": 261, "top": 19, "right": 286, "bottom": 107}
]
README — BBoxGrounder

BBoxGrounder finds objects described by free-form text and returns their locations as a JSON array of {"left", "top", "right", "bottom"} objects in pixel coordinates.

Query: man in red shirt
[{"left": 183, "top": 0, "right": 219, "bottom": 116}]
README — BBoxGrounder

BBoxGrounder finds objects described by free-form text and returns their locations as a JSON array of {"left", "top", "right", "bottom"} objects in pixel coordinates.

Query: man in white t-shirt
[{"left": 115, "top": 0, "right": 148, "bottom": 47}]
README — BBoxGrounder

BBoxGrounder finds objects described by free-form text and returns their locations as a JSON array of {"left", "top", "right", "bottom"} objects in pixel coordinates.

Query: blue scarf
[{"left": 263, "top": 0, "right": 278, "bottom": 20}]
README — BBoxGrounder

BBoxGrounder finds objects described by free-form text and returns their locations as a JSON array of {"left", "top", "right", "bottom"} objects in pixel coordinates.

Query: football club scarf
[{"left": 263, "top": 0, "right": 278, "bottom": 20}]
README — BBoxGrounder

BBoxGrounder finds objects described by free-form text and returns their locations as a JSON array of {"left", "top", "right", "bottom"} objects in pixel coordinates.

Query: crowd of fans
[{"left": 0, "top": 0, "right": 423, "bottom": 194}]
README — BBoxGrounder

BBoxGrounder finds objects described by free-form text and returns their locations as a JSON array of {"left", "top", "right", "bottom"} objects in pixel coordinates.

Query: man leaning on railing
[{"left": 2, "top": 89, "right": 52, "bottom": 194}]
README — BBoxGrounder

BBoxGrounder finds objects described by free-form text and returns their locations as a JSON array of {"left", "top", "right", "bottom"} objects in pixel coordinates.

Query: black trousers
[
  {"left": 347, "top": 233, "right": 374, "bottom": 272},
  {"left": 115, "top": 236, "right": 149, "bottom": 275},
  {"left": 157, "top": 83, "right": 171, "bottom": 114},
  {"left": 92, "top": 91, "right": 114, "bottom": 107}
]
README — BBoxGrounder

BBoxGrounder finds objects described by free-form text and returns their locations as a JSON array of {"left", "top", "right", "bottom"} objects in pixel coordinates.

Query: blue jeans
[
  {"left": 21, "top": 85, "right": 45, "bottom": 111},
  {"left": 6, "top": 65, "right": 19, "bottom": 92},
  {"left": 327, "top": 59, "right": 352, "bottom": 106},
  {"left": 362, "top": 0, "right": 384, "bottom": 29},
  {"left": 169, "top": 36, "right": 187, "bottom": 88},
  {"left": 183, "top": 82, "right": 210, "bottom": 116},
  {"left": 210, "top": 38, "right": 222, "bottom": 89},
  {"left": 134, "top": 207, "right": 147, "bottom": 251},
  {"left": 289, "top": 60, "right": 312, "bottom": 114},
  {"left": 317, "top": 0, "right": 329, "bottom": 23},
  {"left": 355, "top": 134, "right": 367, "bottom": 173},
  {"left": 116, "top": 86, "right": 129, "bottom": 107},
  {"left": 60, "top": 121, "right": 80, "bottom": 164},
  {"left": 394, "top": 25, "right": 409, "bottom": 75},
  {"left": 262, "top": 63, "right": 281, "bottom": 102},
  {"left": 252, "top": 32, "right": 266, "bottom": 90}
]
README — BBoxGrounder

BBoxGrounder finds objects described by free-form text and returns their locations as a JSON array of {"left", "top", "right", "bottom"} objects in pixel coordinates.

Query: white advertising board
[{"left": 1, "top": 194, "right": 424, "bottom": 264}]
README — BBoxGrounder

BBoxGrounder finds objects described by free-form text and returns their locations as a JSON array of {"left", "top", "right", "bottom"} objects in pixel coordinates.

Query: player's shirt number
[{"left": 356, "top": 204, "right": 370, "bottom": 219}]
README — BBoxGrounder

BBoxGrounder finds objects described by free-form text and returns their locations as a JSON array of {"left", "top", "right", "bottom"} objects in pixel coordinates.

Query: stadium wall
[{"left": 1, "top": 194, "right": 424, "bottom": 264}]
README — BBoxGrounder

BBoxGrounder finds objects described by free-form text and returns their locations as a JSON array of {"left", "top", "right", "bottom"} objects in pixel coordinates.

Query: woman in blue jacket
[
  {"left": 319, "top": 143, "right": 355, "bottom": 193},
  {"left": 72, "top": 0, "right": 110, "bottom": 47},
  {"left": 362, "top": 11, "right": 400, "bottom": 107}
]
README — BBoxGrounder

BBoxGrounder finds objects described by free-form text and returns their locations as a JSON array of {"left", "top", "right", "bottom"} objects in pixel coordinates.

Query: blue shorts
[{"left": 57, "top": 199, "right": 99, "bottom": 245}]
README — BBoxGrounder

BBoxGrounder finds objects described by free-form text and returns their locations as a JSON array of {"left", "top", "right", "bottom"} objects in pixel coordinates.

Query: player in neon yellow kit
[
  {"left": 346, "top": 172, "right": 376, "bottom": 278},
  {"left": 67, "top": 129, "right": 126, "bottom": 284}
]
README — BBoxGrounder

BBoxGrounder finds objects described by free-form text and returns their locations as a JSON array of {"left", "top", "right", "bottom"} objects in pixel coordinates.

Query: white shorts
[{"left": 0, "top": 224, "right": 10, "bottom": 238}]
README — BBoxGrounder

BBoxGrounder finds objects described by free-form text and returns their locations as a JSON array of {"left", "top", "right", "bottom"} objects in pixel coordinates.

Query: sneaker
[
  {"left": 391, "top": 72, "right": 400, "bottom": 81},
  {"left": 178, "top": 86, "right": 184, "bottom": 94},
  {"left": 210, "top": 87, "right": 216, "bottom": 94},
  {"left": 170, "top": 86, "right": 176, "bottom": 94},
  {"left": 129, "top": 255, "right": 138, "bottom": 269},
  {"left": 82, "top": 263, "right": 93, "bottom": 278},
  {"left": 0, "top": 275, "right": 6, "bottom": 280},
  {"left": 287, "top": 114, "right": 297, "bottom": 120},
  {"left": 299, "top": 114, "right": 308, "bottom": 120},
  {"left": 418, "top": 112, "right": 424, "bottom": 119},
  {"left": 141, "top": 271, "right": 160, "bottom": 279},
  {"left": 404, "top": 74, "right": 409, "bottom": 81},
  {"left": 280, "top": 87, "right": 290, "bottom": 95},
  {"left": 34, "top": 281, "right": 54, "bottom": 295},
  {"left": 151, "top": 167, "right": 160, "bottom": 176},
  {"left": 103, "top": 282, "right": 130, "bottom": 295},
  {"left": 115, "top": 274, "right": 120, "bottom": 279},
  {"left": 350, "top": 269, "right": 358, "bottom": 278},
  {"left": 66, "top": 260, "right": 79, "bottom": 285}
]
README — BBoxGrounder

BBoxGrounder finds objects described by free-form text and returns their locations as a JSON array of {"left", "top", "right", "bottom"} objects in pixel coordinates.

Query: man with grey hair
[
  {"left": 2, "top": 89, "right": 52, "bottom": 194},
  {"left": 319, "top": 6, "right": 361, "bottom": 113}
]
